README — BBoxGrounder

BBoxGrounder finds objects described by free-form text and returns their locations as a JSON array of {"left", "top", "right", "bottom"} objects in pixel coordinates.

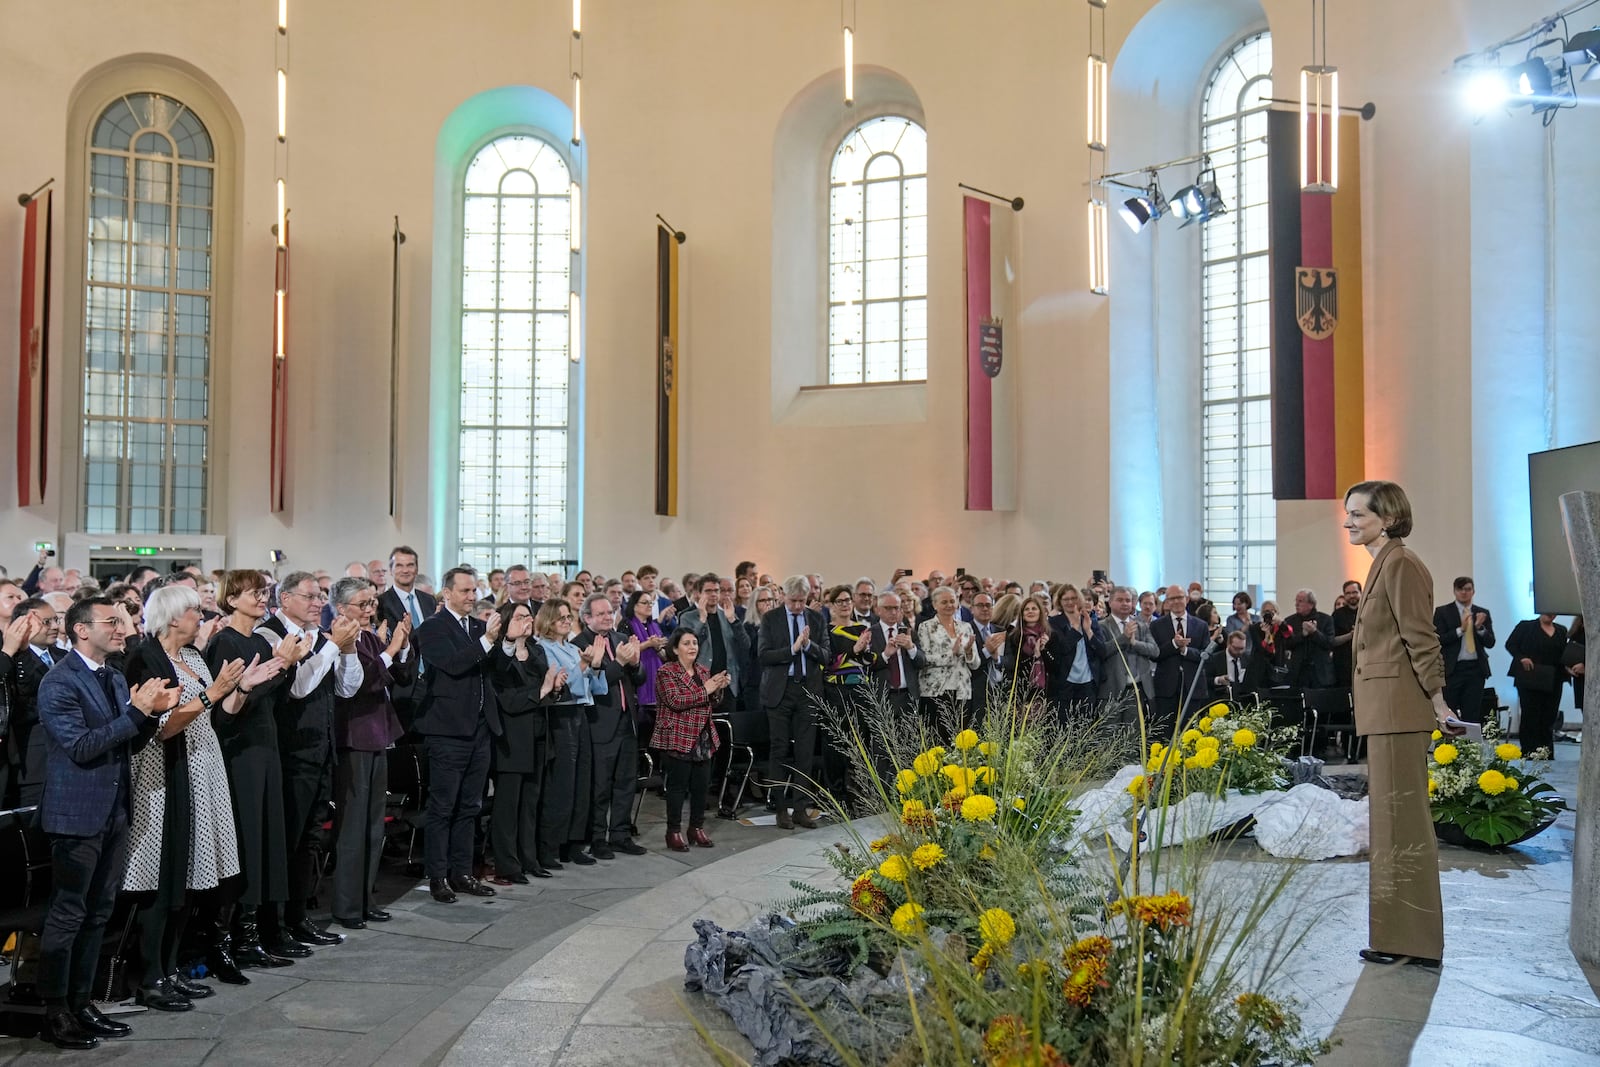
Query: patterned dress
[{"left": 123, "top": 646, "right": 241, "bottom": 892}]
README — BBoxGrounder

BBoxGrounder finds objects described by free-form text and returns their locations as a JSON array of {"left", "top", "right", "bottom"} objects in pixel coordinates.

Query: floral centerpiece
[
  {"left": 689, "top": 697, "right": 1333, "bottom": 1067},
  {"left": 1128, "top": 698, "right": 1295, "bottom": 805},
  {"left": 1427, "top": 718, "right": 1564, "bottom": 849}
]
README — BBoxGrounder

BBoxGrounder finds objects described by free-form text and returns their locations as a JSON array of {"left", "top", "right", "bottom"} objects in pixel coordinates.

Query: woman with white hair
[
  {"left": 121, "top": 584, "right": 282, "bottom": 1006},
  {"left": 916, "top": 586, "right": 981, "bottom": 729}
]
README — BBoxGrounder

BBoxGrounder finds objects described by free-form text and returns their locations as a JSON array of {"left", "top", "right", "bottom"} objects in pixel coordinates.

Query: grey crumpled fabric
[{"left": 683, "top": 915, "right": 920, "bottom": 1067}]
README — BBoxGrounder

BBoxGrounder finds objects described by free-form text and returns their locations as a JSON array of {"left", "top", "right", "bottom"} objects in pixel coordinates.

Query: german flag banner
[
  {"left": 16, "top": 189, "right": 52, "bottom": 507},
  {"left": 963, "top": 196, "right": 1019, "bottom": 511},
  {"left": 1267, "top": 110, "right": 1364, "bottom": 500},
  {"left": 655, "top": 224, "right": 679, "bottom": 516}
]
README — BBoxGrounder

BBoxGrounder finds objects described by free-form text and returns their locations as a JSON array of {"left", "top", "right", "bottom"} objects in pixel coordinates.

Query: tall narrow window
[
  {"left": 84, "top": 93, "right": 215, "bottom": 534},
  {"left": 455, "top": 134, "right": 575, "bottom": 575},
  {"left": 1200, "top": 34, "right": 1275, "bottom": 602},
  {"left": 828, "top": 116, "right": 927, "bottom": 384}
]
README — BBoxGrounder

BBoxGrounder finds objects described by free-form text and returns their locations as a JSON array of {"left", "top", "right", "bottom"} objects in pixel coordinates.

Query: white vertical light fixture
[
  {"left": 1086, "top": 54, "right": 1108, "bottom": 150},
  {"left": 1300, "top": 0, "right": 1339, "bottom": 192},
  {"left": 276, "top": 68, "right": 287, "bottom": 141},
  {"left": 569, "top": 291, "right": 582, "bottom": 363},
  {"left": 570, "top": 0, "right": 583, "bottom": 145},
  {"left": 1088, "top": 199, "right": 1109, "bottom": 295},
  {"left": 275, "top": 178, "right": 286, "bottom": 249},
  {"left": 569, "top": 182, "right": 582, "bottom": 252},
  {"left": 277, "top": 0, "right": 287, "bottom": 32},
  {"left": 842, "top": 0, "right": 857, "bottom": 105}
]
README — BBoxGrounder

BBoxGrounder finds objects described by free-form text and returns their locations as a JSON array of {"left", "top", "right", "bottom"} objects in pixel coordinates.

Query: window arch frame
[
  {"left": 1198, "top": 31, "right": 1276, "bottom": 604},
  {"left": 61, "top": 59, "right": 242, "bottom": 539},
  {"left": 825, "top": 113, "right": 928, "bottom": 385},
  {"left": 436, "top": 113, "right": 584, "bottom": 577}
]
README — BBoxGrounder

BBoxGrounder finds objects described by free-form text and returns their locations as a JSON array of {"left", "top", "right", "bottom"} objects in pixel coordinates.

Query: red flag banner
[
  {"left": 16, "top": 189, "right": 52, "bottom": 507},
  {"left": 269, "top": 224, "right": 289, "bottom": 512},
  {"left": 963, "top": 196, "right": 1019, "bottom": 511}
]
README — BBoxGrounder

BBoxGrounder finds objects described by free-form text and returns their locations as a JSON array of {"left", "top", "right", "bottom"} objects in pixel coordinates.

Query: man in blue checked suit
[{"left": 34, "top": 597, "right": 177, "bottom": 1049}]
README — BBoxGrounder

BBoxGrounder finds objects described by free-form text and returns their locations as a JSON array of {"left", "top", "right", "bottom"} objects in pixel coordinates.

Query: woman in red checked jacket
[{"left": 650, "top": 628, "right": 730, "bottom": 852}]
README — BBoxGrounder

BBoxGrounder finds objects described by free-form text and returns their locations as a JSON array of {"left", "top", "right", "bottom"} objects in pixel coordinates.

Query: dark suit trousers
[
  {"left": 332, "top": 749, "right": 387, "bottom": 922},
  {"left": 281, "top": 751, "right": 333, "bottom": 922},
  {"left": 423, "top": 727, "right": 490, "bottom": 878},
  {"left": 40, "top": 813, "right": 129, "bottom": 1005},
  {"left": 590, "top": 723, "right": 638, "bottom": 844},
  {"left": 1443, "top": 666, "right": 1485, "bottom": 722},
  {"left": 490, "top": 767, "right": 543, "bottom": 876},
  {"left": 539, "top": 708, "right": 592, "bottom": 856},
  {"left": 766, "top": 679, "right": 818, "bottom": 809}
]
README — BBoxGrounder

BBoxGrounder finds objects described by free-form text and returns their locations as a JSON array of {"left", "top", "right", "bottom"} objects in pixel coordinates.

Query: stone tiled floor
[{"left": 4, "top": 744, "right": 1593, "bottom": 1066}]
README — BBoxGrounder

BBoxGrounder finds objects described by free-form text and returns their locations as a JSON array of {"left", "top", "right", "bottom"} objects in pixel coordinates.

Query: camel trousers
[{"left": 1366, "top": 731, "right": 1444, "bottom": 959}]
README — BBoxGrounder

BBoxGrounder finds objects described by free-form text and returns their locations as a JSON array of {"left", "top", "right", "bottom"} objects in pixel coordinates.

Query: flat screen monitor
[{"left": 1528, "top": 439, "right": 1600, "bottom": 616}]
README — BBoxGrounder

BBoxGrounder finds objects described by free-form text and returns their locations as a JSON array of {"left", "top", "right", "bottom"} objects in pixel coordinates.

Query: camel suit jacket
[{"left": 1353, "top": 538, "right": 1446, "bottom": 736}]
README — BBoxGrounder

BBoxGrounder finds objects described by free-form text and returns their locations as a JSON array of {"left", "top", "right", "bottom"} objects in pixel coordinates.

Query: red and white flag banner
[
  {"left": 963, "top": 195, "right": 1018, "bottom": 511},
  {"left": 16, "top": 189, "right": 52, "bottom": 507}
]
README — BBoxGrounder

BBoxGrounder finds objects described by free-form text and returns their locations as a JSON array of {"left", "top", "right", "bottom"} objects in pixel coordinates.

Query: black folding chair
[
  {"left": 1262, "top": 690, "right": 1313, "bottom": 757},
  {"left": 0, "top": 806, "right": 52, "bottom": 1021},
  {"left": 715, "top": 711, "right": 766, "bottom": 819},
  {"left": 630, "top": 746, "right": 656, "bottom": 835},
  {"left": 385, "top": 744, "right": 428, "bottom": 873},
  {"left": 1303, "top": 687, "right": 1357, "bottom": 762}
]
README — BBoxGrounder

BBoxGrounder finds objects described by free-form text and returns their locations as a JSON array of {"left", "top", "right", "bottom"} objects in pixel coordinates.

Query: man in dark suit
[
  {"left": 1433, "top": 575, "right": 1494, "bottom": 723},
  {"left": 8, "top": 596, "right": 63, "bottom": 807},
  {"left": 1282, "top": 589, "right": 1336, "bottom": 689},
  {"left": 36, "top": 597, "right": 175, "bottom": 1049},
  {"left": 575, "top": 594, "right": 647, "bottom": 859},
  {"left": 967, "top": 593, "right": 1002, "bottom": 724},
  {"left": 376, "top": 546, "right": 435, "bottom": 732},
  {"left": 1204, "top": 628, "right": 1262, "bottom": 701},
  {"left": 757, "top": 576, "right": 829, "bottom": 829},
  {"left": 1330, "top": 580, "right": 1361, "bottom": 687},
  {"left": 256, "top": 571, "right": 361, "bottom": 946},
  {"left": 1151, "top": 585, "right": 1209, "bottom": 730},
  {"left": 412, "top": 567, "right": 503, "bottom": 903},
  {"left": 867, "top": 591, "right": 923, "bottom": 717}
]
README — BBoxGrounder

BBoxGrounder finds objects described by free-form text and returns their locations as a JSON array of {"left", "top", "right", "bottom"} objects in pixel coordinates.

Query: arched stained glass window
[
  {"left": 84, "top": 92, "right": 215, "bottom": 534},
  {"left": 1200, "top": 34, "right": 1275, "bottom": 603},
  {"left": 828, "top": 116, "right": 927, "bottom": 384},
  {"left": 455, "top": 133, "right": 576, "bottom": 574}
]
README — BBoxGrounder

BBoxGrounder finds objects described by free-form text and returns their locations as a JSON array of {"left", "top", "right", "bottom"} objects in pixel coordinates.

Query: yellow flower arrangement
[
  {"left": 941, "top": 788, "right": 971, "bottom": 814},
  {"left": 1064, "top": 934, "right": 1113, "bottom": 968},
  {"left": 911, "top": 843, "right": 945, "bottom": 871},
  {"left": 978, "top": 907, "right": 1017, "bottom": 945},
  {"left": 1433, "top": 743, "right": 1458, "bottom": 766},
  {"left": 869, "top": 835, "right": 895, "bottom": 853},
  {"left": 1198, "top": 716, "right": 1214, "bottom": 733},
  {"left": 912, "top": 750, "right": 942, "bottom": 777},
  {"left": 890, "top": 901, "right": 925, "bottom": 934},
  {"left": 1495, "top": 743, "right": 1523, "bottom": 761},
  {"left": 941, "top": 764, "right": 978, "bottom": 790},
  {"left": 961, "top": 794, "right": 999, "bottom": 822},
  {"left": 1196, "top": 735, "right": 1220, "bottom": 750},
  {"left": 1012, "top": 796, "right": 1026, "bottom": 811},
  {"left": 1191, "top": 746, "right": 1219, "bottom": 769},
  {"left": 1507, "top": 777, "right": 1519, "bottom": 790},
  {"left": 895, "top": 769, "right": 918, "bottom": 794},
  {"left": 849, "top": 871, "right": 887, "bottom": 917},
  {"left": 1113, "top": 891, "right": 1193, "bottom": 931},
  {"left": 970, "top": 940, "right": 997, "bottom": 975},
  {"left": 1431, "top": 729, "right": 1443, "bottom": 741},
  {"left": 975, "top": 765, "right": 997, "bottom": 785},
  {"left": 954, "top": 729, "right": 980, "bottom": 751},
  {"left": 1127, "top": 775, "right": 1152, "bottom": 798},
  {"left": 878, "top": 854, "right": 910, "bottom": 882},
  {"left": 900, "top": 798, "right": 936, "bottom": 830},
  {"left": 1183, "top": 754, "right": 1201, "bottom": 770},
  {"left": 1209, "top": 703, "right": 1229, "bottom": 718},
  {"left": 1230, "top": 728, "right": 1257, "bottom": 749},
  {"left": 1477, "top": 769, "right": 1507, "bottom": 795},
  {"left": 928, "top": 746, "right": 947, "bottom": 760},
  {"left": 1181, "top": 728, "right": 1202, "bottom": 747},
  {"left": 1062, "top": 954, "right": 1109, "bottom": 1007},
  {"left": 1427, "top": 776, "right": 1438, "bottom": 795},
  {"left": 978, "top": 844, "right": 997, "bottom": 861},
  {"left": 978, "top": 741, "right": 1000, "bottom": 759}
]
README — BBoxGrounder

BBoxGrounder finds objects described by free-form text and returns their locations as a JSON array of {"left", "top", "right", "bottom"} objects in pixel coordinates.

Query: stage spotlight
[
  {"left": 1508, "top": 58, "right": 1553, "bottom": 100},
  {"left": 1118, "top": 182, "right": 1167, "bottom": 233},
  {"left": 1172, "top": 170, "right": 1225, "bottom": 228},
  {"left": 1562, "top": 28, "right": 1600, "bottom": 66}
]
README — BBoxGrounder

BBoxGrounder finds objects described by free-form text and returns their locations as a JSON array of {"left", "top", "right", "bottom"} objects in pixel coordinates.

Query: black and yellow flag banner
[{"left": 655, "top": 225, "right": 679, "bottom": 516}]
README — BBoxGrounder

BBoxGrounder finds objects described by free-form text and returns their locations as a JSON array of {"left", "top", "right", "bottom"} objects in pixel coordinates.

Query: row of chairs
[{"left": 1255, "top": 685, "right": 1508, "bottom": 763}]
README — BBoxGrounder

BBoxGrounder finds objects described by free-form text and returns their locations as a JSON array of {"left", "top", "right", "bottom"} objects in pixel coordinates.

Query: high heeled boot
[{"left": 231, "top": 906, "right": 294, "bottom": 969}]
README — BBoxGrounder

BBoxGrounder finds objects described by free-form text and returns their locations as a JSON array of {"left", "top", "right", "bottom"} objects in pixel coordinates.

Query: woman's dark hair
[
  {"left": 1233, "top": 591, "right": 1254, "bottom": 610},
  {"left": 496, "top": 599, "right": 531, "bottom": 638},
  {"left": 624, "top": 590, "right": 652, "bottom": 624},
  {"left": 1345, "top": 480, "right": 1414, "bottom": 538},
  {"left": 219, "top": 568, "right": 268, "bottom": 614},
  {"left": 665, "top": 627, "right": 699, "bottom": 660}
]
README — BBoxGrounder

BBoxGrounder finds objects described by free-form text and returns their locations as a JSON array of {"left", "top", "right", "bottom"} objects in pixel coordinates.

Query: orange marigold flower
[
  {"left": 1061, "top": 955, "right": 1108, "bottom": 1008},
  {"left": 849, "top": 871, "right": 887, "bottom": 917},
  {"left": 1112, "top": 891, "right": 1192, "bottom": 932},
  {"left": 983, "top": 1016, "right": 1070, "bottom": 1067},
  {"left": 1063, "top": 934, "right": 1113, "bottom": 969},
  {"left": 983, "top": 1014, "right": 1027, "bottom": 1056},
  {"left": 941, "top": 787, "right": 971, "bottom": 814},
  {"left": 1235, "top": 992, "right": 1288, "bottom": 1033}
]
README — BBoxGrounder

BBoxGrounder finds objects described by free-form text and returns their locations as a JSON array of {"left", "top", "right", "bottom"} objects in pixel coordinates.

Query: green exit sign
[{"left": 133, "top": 547, "right": 159, "bottom": 556}]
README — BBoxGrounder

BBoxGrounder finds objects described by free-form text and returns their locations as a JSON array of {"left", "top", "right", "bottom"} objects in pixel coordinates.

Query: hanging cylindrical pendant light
[{"left": 1300, "top": 0, "right": 1339, "bottom": 192}]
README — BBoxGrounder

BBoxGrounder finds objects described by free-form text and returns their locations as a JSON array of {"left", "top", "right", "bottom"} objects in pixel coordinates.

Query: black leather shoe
[
  {"left": 589, "top": 844, "right": 615, "bottom": 860},
  {"left": 75, "top": 1004, "right": 131, "bottom": 1037},
  {"left": 39, "top": 1008, "right": 99, "bottom": 1049},
  {"left": 290, "top": 919, "right": 344, "bottom": 946},
  {"left": 448, "top": 875, "right": 497, "bottom": 897},
  {"left": 529, "top": 865, "right": 553, "bottom": 878},
  {"left": 539, "top": 856, "right": 565, "bottom": 871},
  {"left": 264, "top": 937, "right": 314, "bottom": 959},
  {"left": 135, "top": 979, "right": 193, "bottom": 1012},
  {"left": 169, "top": 973, "right": 214, "bottom": 999},
  {"left": 568, "top": 849, "right": 597, "bottom": 866},
  {"left": 612, "top": 838, "right": 648, "bottom": 856},
  {"left": 506, "top": 871, "right": 530, "bottom": 884},
  {"left": 234, "top": 941, "right": 295, "bottom": 968},
  {"left": 364, "top": 907, "right": 392, "bottom": 922},
  {"left": 429, "top": 877, "right": 457, "bottom": 903},
  {"left": 335, "top": 916, "right": 367, "bottom": 930}
]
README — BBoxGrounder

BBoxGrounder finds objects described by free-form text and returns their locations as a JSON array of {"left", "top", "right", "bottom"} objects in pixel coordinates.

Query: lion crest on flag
[
  {"left": 1295, "top": 267, "right": 1338, "bottom": 340},
  {"left": 980, "top": 316, "right": 1003, "bottom": 378}
]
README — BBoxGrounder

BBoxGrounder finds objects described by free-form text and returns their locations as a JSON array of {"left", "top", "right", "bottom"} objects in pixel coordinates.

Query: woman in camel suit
[{"left": 1344, "top": 480, "right": 1461, "bottom": 967}]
